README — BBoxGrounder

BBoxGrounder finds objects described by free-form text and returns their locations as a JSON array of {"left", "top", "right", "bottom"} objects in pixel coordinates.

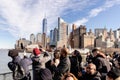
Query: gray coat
[
  {"left": 31, "top": 52, "right": 51, "bottom": 80},
  {"left": 52, "top": 56, "right": 71, "bottom": 80}
]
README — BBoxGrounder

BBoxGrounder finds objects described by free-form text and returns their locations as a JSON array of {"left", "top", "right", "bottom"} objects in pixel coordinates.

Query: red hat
[{"left": 33, "top": 48, "right": 40, "bottom": 56}]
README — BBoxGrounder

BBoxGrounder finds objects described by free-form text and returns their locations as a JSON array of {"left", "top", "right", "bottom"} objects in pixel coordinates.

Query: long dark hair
[{"left": 54, "top": 50, "right": 60, "bottom": 59}]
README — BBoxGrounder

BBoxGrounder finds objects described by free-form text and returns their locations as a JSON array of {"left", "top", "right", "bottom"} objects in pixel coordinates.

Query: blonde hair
[
  {"left": 115, "top": 77, "right": 120, "bottom": 80},
  {"left": 62, "top": 73, "right": 78, "bottom": 80}
]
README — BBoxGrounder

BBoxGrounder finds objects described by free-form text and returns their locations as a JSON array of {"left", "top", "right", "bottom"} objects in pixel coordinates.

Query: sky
[{"left": 0, "top": 0, "right": 120, "bottom": 49}]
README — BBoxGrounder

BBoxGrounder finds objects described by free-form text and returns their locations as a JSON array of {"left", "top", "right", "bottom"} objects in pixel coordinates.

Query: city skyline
[{"left": 0, "top": 0, "right": 120, "bottom": 48}]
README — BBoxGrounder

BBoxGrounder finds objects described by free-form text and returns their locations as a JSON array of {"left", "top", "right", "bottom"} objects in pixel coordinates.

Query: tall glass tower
[{"left": 43, "top": 18, "right": 47, "bottom": 34}]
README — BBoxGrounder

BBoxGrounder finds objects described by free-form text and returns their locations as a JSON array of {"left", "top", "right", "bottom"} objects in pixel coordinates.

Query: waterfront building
[
  {"left": 69, "top": 25, "right": 95, "bottom": 49},
  {"left": 95, "top": 34, "right": 106, "bottom": 48},
  {"left": 42, "top": 33, "right": 47, "bottom": 48},
  {"left": 50, "top": 30, "right": 54, "bottom": 44},
  {"left": 114, "top": 28, "right": 120, "bottom": 39},
  {"left": 106, "top": 37, "right": 114, "bottom": 48},
  {"left": 95, "top": 29, "right": 115, "bottom": 48},
  {"left": 53, "top": 28, "right": 58, "bottom": 42},
  {"left": 58, "top": 17, "right": 65, "bottom": 41},
  {"left": 69, "top": 24, "right": 76, "bottom": 48},
  {"left": 15, "top": 38, "right": 30, "bottom": 50},
  {"left": 83, "top": 29, "right": 95, "bottom": 49},
  {"left": 95, "top": 36, "right": 115, "bottom": 48},
  {"left": 43, "top": 17, "right": 47, "bottom": 34},
  {"left": 57, "top": 17, "right": 68, "bottom": 48},
  {"left": 49, "top": 27, "right": 58, "bottom": 47},
  {"left": 36, "top": 33, "right": 42, "bottom": 43},
  {"left": 116, "top": 40, "right": 120, "bottom": 48},
  {"left": 108, "top": 29, "right": 115, "bottom": 42},
  {"left": 114, "top": 28, "right": 120, "bottom": 48},
  {"left": 36, "top": 33, "right": 42, "bottom": 46},
  {"left": 30, "top": 33, "right": 35, "bottom": 44},
  {"left": 95, "top": 28, "right": 107, "bottom": 38},
  {"left": 73, "top": 25, "right": 86, "bottom": 48}
]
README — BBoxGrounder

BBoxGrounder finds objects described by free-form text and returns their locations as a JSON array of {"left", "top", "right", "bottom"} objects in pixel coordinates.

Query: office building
[
  {"left": 57, "top": 17, "right": 68, "bottom": 48},
  {"left": 53, "top": 28, "right": 58, "bottom": 42},
  {"left": 43, "top": 18, "right": 47, "bottom": 34},
  {"left": 30, "top": 33, "right": 35, "bottom": 44},
  {"left": 36, "top": 33, "right": 42, "bottom": 45}
]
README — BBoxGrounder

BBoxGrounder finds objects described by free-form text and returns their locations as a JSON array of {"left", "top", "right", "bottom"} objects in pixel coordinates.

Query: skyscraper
[
  {"left": 50, "top": 30, "right": 54, "bottom": 43},
  {"left": 43, "top": 18, "right": 47, "bottom": 34},
  {"left": 114, "top": 28, "right": 120, "bottom": 39},
  {"left": 57, "top": 17, "right": 68, "bottom": 47},
  {"left": 36, "top": 33, "right": 42, "bottom": 43},
  {"left": 30, "top": 33, "right": 35, "bottom": 44},
  {"left": 58, "top": 17, "right": 68, "bottom": 41},
  {"left": 53, "top": 28, "right": 58, "bottom": 42}
]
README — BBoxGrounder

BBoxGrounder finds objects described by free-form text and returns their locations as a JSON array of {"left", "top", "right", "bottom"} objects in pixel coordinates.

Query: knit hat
[
  {"left": 8, "top": 49, "right": 18, "bottom": 57},
  {"left": 33, "top": 48, "right": 40, "bottom": 56},
  {"left": 107, "top": 68, "right": 120, "bottom": 79}
]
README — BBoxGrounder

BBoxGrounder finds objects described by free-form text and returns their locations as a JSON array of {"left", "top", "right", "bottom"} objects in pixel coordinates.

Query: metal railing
[
  {"left": 0, "top": 71, "right": 13, "bottom": 80},
  {"left": 0, "top": 70, "right": 33, "bottom": 80}
]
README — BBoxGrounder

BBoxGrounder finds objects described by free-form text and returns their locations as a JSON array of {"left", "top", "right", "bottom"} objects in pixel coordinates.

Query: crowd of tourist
[{"left": 8, "top": 47, "right": 120, "bottom": 80}]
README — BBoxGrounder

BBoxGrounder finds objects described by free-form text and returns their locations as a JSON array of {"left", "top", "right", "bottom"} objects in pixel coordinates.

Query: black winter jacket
[{"left": 81, "top": 71, "right": 101, "bottom": 80}]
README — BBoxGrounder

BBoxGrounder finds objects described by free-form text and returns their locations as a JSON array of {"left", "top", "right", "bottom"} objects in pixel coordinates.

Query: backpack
[{"left": 8, "top": 61, "right": 25, "bottom": 80}]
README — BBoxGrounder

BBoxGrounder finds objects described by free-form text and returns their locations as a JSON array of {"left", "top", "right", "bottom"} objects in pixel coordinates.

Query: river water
[
  {"left": 0, "top": 49, "right": 12, "bottom": 74},
  {"left": 0, "top": 49, "right": 32, "bottom": 74},
  {"left": 0, "top": 49, "right": 32, "bottom": 80}
]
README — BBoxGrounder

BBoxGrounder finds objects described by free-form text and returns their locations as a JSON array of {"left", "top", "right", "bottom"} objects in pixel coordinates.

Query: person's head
[
  {"left": 92, "top": 48, "right": 106, "bottom": 58},
  {"left": 73, "top": 50, "right": 80, "bottom": 56},
  {"left": 107, "top": 68, "right": 120, "bottom": 80},
  {"left": 72, "top": 50, "right": 82, "bottom": 63},
  {"left": 60, "top": 48, "right": 69, "bottom": 57},
  {"left": 62, "top": 73, "right": 78, "bottom": 80},
  {"left": 8, "top": 49, "right": 18, "bottom": 58},
  {"left": 86, "top": 63, "right": 96, "bottom": 75},
  {"left": 54, "top": 50, "right": 60, "bottom": 59},
  {"left": 33, "top": 48, "right": 41, "bottom": 56},
  {"left": 92, "top": 49, "right": 100, "bottom": 57}
]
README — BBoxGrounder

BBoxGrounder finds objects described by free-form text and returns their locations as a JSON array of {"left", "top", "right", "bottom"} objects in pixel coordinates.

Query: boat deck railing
[{"left": 0, "top": 70, "right": 33, "bottom": 80}]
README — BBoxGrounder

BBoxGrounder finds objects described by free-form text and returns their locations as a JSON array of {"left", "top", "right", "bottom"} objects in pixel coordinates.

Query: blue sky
[{"left": 0, "top": 0, "right": 120, "bottom": 49}]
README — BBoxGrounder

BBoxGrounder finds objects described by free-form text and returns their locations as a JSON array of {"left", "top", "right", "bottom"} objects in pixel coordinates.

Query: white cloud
[
  {"left": 0, "top": 0, "right": 97, "bottom": 39},
  {"left": 89, "top": 0, "right": 120, "bottom": 18},
  {"left": 89, "top": 8, "right": 103, "bottom": 18},
  {"left": 73, "top": 18, "right": 88, "bottom": 26},
  {"left": 73, "top": 0, "right": 120, "bottom": 26}
]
